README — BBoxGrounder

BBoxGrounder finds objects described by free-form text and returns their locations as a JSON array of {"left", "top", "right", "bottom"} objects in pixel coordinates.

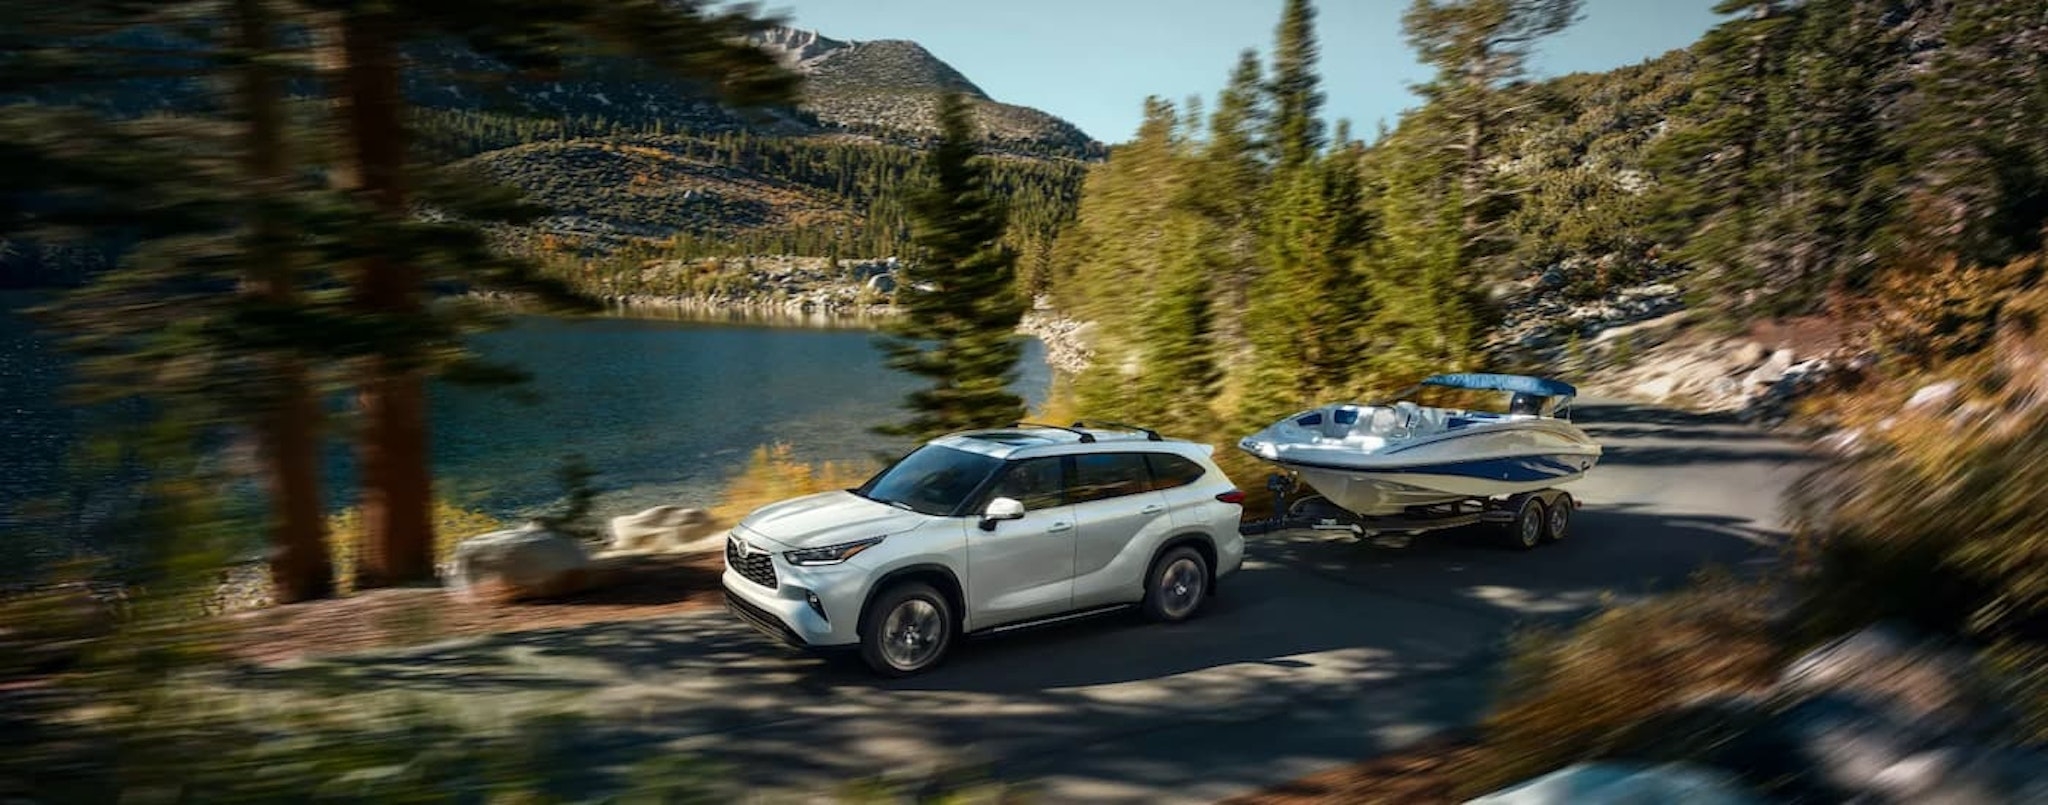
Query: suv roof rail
[
  {"left": 1069, "top": 420, "right": 1163, "bottom": 441},
  {"left": 1007, "top": 422, "right": 1096, "bottom": 443}
]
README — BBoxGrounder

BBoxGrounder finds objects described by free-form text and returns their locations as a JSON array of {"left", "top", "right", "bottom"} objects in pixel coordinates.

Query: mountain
[
  {"left": 751, "top": 26, "right": 1098, "bottom": 156},
  {"left": 1, "top": 21, "right": 1100, "bottom": 289}
]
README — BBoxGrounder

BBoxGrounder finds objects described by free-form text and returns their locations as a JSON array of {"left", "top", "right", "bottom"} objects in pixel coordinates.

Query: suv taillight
[{"left": 1215, "top": 489, "right": 1246, "bottom": 504}]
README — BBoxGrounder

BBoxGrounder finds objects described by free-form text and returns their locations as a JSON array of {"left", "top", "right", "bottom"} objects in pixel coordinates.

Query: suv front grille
[{"left": 727, "top": 535, "right": 778, "bottom": 588}]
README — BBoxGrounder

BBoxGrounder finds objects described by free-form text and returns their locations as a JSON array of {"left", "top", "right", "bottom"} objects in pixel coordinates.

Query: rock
[
  {"left": 1750, "top": 623, "right": 2048, "bottom": 803},
  {"left": 1743, "top": 349, "right": 1797, "bottom": 387},
  {"left": 1731, "top": 341, "right": 1768, "bottom": 370},
  {"left": 449, "top": 524, "right": 592, "bottom": 602},
  {"left": 608, "top": 506, "right": 722, "bottom": 554},
  {"left": 864, "top": 273, "right": 897, "bottom": 294},
  {"left": 1466, "top": 762, "right": 1762, "bottom": 805},
  {"left": 1778, "top": 624, "right": 1993, "bottom": 730},
  {"left": 1904, "top": 381, "right": 1961, "bottom": 414},
  {"left": 1768, "top": 692, "right": 1945, "bottom": 802},
  {"left": 1817, "top": 428, "right": 1864, "bottom": 456},
  {"left": 1633, "top": 375, "right": 1678, "bottom": 401}
]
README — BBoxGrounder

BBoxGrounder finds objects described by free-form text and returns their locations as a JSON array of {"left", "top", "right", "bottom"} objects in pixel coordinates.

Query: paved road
[{"left": 238, "top": 400, "right": 1813, "bottom": 802}]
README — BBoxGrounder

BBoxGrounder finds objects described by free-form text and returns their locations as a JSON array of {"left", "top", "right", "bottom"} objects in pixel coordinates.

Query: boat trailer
[{"left": 1238, "top": 472, "right": 1579, "bottom": 548}]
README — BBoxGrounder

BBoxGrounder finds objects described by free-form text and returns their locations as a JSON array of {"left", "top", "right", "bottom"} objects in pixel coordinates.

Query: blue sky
[{"left": 762, "top": 0, "right": 1726, "bottom": 144}]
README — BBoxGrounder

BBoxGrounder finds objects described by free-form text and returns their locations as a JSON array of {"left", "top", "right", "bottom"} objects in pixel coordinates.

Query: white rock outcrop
[
  {"left": 1468, "top": 763, "right": 1760, "bottom": 805},
  {"left": 1742, "top": 349, "right": 1798, "bottom": 388},
  {"left": 449, "top": 523, "right": 592, "bottom": 601},
  {"left": 608, "top": 506, "right": 723, "bottom": 554}
]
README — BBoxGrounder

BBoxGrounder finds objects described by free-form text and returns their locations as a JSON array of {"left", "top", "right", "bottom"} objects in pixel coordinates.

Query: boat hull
[
  {"left": 1239, "top": 404, "right": 1602, "bottom": 516},
  {"left": 1282, "top": 452, "right": 1597, "bottom": 516}
]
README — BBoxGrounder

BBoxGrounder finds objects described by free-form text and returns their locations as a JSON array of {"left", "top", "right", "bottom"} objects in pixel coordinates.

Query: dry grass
[
  {"left": 325, "top": 500, "right": 506, "bottom": 593},
  {"left": 1223, "top": 738, "right": 1477, "bottom": 805},
  {"left": 1459, "top": 578, "right": 1790, "bottom": 797},
  {"left": 710, "top": 443, "right": 877, "bottom": 527},
  {"left": 227, "top": 552, "right": 726, "bottom": 665}
]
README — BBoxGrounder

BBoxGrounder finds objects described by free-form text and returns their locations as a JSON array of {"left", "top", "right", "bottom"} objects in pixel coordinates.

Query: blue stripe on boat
[{"left": 1280, "top": 454, "right": 1590, "bottom": 483}]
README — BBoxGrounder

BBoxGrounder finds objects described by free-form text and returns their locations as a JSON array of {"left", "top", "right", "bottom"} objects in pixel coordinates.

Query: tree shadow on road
[
  {"left": 217, "top": 460, "right": 1793, "bottom": 800},
  {"left": 1573, "top": 401, "right": 1748, "bottom": 428},
  {"left": 1595, "top": 442, "right": 1812, "bottom": 466}
]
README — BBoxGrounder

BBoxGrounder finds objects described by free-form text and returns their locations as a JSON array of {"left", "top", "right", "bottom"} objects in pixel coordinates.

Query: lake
[{"left": 0, "top": 294, "right": 1051, "bottom": 532}]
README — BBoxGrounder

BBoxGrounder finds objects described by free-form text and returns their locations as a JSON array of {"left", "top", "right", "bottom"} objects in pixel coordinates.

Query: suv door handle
[
  {"left": 1140, "top": 504, "right": 1165, "bottom": 514},
  {"left": 1047, "top": 522, "right": 1073, "bottom": 533}
]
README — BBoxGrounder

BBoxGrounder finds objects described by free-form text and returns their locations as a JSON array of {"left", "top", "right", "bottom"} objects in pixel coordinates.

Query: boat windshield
[
  {"left": 1400, "top": 385, "right": 1562, "bottom": 416},
  {"left": 854, "top": 444, "right": 1004, "bottom": 517}
]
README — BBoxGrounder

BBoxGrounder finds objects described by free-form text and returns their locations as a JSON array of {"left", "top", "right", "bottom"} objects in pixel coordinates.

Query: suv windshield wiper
[{"left": 853, "top": 488, "right": 916, "bottom": 512}]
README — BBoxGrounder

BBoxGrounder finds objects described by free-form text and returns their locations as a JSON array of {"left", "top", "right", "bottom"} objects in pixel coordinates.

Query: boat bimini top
[{"left": 1401, "top": 373, "right": 1579, "bottom": 420}]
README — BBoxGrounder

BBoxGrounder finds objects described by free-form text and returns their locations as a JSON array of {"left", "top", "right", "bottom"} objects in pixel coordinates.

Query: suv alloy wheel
[
  {"left": 1142, "top": 546, "right": 1210, "bottom": 622},
  {"left": 859, "top": 581, "right": 955, "bottom": 676}
]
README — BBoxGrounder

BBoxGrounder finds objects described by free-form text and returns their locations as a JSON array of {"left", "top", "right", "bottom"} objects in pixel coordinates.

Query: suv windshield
[{"left": 855, "top": 444, "right": 1003, "bottom": 516}]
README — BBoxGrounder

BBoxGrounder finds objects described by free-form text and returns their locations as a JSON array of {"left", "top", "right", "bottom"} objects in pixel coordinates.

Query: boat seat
[
  {"left": 1320, "top": 406, "right": 1361, "bottom": 439},
  {"left": 1369, "top": 405, "right": 1405, "bottom": 436}
]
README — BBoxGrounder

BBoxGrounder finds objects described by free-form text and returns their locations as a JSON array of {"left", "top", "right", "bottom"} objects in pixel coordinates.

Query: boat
[{"left": 1236, "top": 373, "right": 1602, "bottom": 517}]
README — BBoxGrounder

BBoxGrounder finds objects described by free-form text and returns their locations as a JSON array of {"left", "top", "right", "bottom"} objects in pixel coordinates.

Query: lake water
[{"left": 1, "top": 294, "right": 1051, "bottom": 531}]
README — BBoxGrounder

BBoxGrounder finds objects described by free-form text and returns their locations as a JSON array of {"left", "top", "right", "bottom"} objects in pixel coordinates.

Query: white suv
[{"left": 722, "top": 423, "right": 1247, "bottom": 676}]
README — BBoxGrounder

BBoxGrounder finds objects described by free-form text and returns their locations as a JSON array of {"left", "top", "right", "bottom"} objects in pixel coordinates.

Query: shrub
[
  {"left": 533, "top": 453, "right": 603, "bottom": 547},
  {"left": 1461, "top": 577, "right": 1790, "bottom": 797},
  {"left": 1869, "top": 255, "right": 2040, "bottom": 367},
  {"left": 327, "top": 500, "right": 505, "bottom": 593}
]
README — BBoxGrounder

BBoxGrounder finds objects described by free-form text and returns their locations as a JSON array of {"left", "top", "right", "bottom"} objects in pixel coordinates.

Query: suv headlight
[{"left": 784, "top": 536, "right": 885, "bottom": 567}]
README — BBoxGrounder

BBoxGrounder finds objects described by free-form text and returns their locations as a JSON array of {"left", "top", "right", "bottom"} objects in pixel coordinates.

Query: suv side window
[
  {"left": 988, "top": 456, "right": 1065, "bottom": 511},
  {"left": 1069, "top": 453, "right": 1153, "bottom": 504},
  {"left": 1143, "top": 453, "right": 1207, "bottom": 491}
]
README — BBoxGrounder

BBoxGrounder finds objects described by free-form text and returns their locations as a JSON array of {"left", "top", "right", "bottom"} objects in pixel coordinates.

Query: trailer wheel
[
  {"left": 1542, "top": 492, "right": 1573, "bottom": 543},
  {"left": 1505, "top": 496, "right": 1545, "bottom": 551}
]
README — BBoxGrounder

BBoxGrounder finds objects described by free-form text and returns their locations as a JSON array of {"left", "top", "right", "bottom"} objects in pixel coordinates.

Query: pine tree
[
  {"left": 1267, "top": 0, "right": 1325, "bottom": 171},
  {"left": 1402, "top": 0, "right": 1582, "bottom": 265},
  {"left": 1188, "top": 49, "right": 1270, "bottom": 357},
  {"left": 1903, "top": 0, "right": 2048, "bottom": 268},
  {"left": 232, "top": 0, "right": 333, "bottom": 601},
  {"left": 1132, "top": 218, "right": 1222, "bottom": 436},
  {"left": 878, "top": 93, "right": 1027, "bottom": 440},
  {"left": 1367, "top": 133, "right": 1485, "bottom": 382},
  {"left": 2, "top": 0, "right": 355, "bottom": 601},
  {"left": 1646, "top": 0, "right": 1799, "bottom": 311},
  {"left": 303, "top": 0, "right": 798, "bottom": 586}
]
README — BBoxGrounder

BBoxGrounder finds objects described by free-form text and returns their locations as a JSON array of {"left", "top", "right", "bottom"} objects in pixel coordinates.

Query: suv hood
[{"left": 736, "top": 490, "right": 930, "bottom": 549}]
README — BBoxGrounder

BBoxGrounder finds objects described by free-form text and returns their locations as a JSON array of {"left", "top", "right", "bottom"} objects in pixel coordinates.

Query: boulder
[
  {"left": 864, "top": 272, "right": 897, "bottom": 294},
  {"left": 449, "top": 524, "right": 592, "bottom": 602},
  {"left": 1731, "top": 341, "right": 1768, "bottom": 370},
  {"left": 1742, "top": 349, "right": 1797, "bottom": 388},
  {"left": 1904, "top": 381, "right": 1961, "bottom": 414},
  {"left": 1467, "top": 762, "right": 1761, "bottom": 805},
  {"left": 1777, "top": 624, "right": 1992, "bottom": 731},
  {"left": 1744, "top": 624, "right": 2048, "bottom": 803},
  {"left": 608, "top": 505, "right": 723, "bottom": 554},
  {"left": 1632, "top": 375, "right": 1678, "bottom": 401}
]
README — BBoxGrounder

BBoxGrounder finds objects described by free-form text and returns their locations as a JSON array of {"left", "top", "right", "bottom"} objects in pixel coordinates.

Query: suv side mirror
[{"left": 979, "top": 497, "right": 1026, "bottom": 531}]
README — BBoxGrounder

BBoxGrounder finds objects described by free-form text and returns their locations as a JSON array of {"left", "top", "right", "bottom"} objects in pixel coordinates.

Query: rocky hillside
[
  {"left": 457, "top": 139, "right": 859, "bottom": 244},
  {"left": 752, "top": 26, "right": 1099, "bottom": 157},
  {"left": 3, "top": 21, "right": 1099, "bottom": 288}
]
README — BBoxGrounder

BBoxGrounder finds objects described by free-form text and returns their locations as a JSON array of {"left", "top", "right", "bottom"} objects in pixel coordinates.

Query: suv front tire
[{"left": 859, "top": 581, "right": 955, "bottom": 677}]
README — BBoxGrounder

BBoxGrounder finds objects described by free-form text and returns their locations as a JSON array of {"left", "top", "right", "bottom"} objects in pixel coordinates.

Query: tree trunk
[
  {"left": 235, "top": 0, "right": 333, "bottom": 603},
  {"left": 320, "top": 8, "right": 435, "bottom": 587}
]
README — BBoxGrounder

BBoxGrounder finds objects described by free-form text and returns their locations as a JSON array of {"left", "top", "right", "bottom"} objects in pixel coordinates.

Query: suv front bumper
[{"left": 721, "top": 537, "right": 866, "bottom": 648}]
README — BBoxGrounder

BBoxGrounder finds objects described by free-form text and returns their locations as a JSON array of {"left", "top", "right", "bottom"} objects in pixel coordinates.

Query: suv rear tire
[
  {"left": 1142, "top": 546, "right": 1210, "bottom": 623},
  {"left": 859, "top": 582, "right": 954, "bottom": 677}
]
